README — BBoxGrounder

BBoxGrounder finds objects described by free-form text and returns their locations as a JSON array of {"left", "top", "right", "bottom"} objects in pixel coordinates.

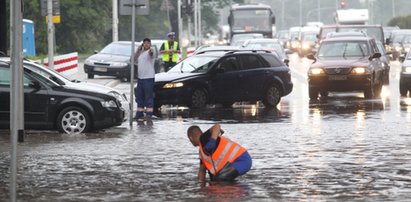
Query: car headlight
[
  {"left": 403, "top": 66, "right": 411, "bottom": 73},
  {"left": 85, "top": 59, "right": 97, "bottom": 65},
  {"left": 111, "top": 62, "right": 128, "bottom": 67},
  {"left": 351, "top": 67, "right": 368, "bottom": 74},
  {"left": 101, "top": 100, "right": 118, "bottom": 108},
  {"left": 109, "top": 91, "right": 126, "bottom": 102},
  {"left": 302, "top": 43, "right": 310, "bottom": 50},
  {"left": 163, "top": 82, "right": 184, "bottom": 89},
  {"left": 308, "top": 68, "right": 324, "bottom": 75}
]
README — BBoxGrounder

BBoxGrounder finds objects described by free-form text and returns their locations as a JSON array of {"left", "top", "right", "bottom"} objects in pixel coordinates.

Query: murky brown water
[{"left": 1, "top": 60, "right": 411, "bottom": 201}]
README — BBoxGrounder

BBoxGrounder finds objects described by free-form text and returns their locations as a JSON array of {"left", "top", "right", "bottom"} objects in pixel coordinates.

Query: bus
[{"left": 228, "top": 3, "right": 275, "bottom": 39}]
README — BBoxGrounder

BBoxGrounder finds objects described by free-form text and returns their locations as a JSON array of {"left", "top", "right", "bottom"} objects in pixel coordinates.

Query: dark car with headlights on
[
  {"left": 307, "top": 36, "right": 384, "bottom": 100},
  {"left": 0, "top": 60, "right": 126, "bottom": 134},
  {"left": 399, "top": 51, "right": 411, "bottom": 96},
  {"left": 154, "top": 50, "right": 293, "bottom": 109}
]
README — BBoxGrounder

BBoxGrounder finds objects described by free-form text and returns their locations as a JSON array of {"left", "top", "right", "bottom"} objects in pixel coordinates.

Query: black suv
[
  {"left": 307, "top": 36, "right": 384, "bottom": 99},
  {"left": 154, "top": 49, "right": 293, "bottom": 109}
]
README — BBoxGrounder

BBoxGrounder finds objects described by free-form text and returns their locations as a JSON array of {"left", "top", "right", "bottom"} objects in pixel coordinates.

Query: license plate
[
  {"left": 329, "top": 75, "right": 347, "bottom": 80},
  {"left": 94, "top": 67, "right": 107, "bottom": 72}
]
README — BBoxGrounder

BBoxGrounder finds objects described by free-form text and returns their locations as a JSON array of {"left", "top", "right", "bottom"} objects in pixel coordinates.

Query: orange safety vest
[{"left": 199, "top": 136, "right": 246, "bottom": 176}]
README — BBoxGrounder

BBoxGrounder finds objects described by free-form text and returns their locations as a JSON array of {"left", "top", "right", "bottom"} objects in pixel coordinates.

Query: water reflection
[
  {"left": 156, "top": 103, "right": 289, "bottom": 123},
  {"left": 309, "top": 96, "right": 385, "bottom": 116},
  {"left": 200, "top": 181, "right": 252, "bottom": 201}
]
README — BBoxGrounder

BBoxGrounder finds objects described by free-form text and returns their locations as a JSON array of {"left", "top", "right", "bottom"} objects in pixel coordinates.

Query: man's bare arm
[{"left": 198, "top": 163, "right": 206, "bottom": 181}]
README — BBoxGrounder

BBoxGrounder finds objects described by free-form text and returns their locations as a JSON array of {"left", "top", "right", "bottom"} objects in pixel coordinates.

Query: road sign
[
  {"left": 119, "top": 0, "right": 149, "bottom": 16},
  {"left": 41, "top": 0, "right": 60, "bottom": 16}
]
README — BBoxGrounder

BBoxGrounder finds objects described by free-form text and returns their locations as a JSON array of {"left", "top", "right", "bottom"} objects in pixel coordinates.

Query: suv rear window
[{"left": 261, "top": 54, "right": 283, "bottom": 67}]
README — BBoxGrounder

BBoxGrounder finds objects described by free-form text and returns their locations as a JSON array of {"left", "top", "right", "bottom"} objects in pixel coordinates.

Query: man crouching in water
[{"left": 187, "top": 124, "right": 252, "bottom": 181}]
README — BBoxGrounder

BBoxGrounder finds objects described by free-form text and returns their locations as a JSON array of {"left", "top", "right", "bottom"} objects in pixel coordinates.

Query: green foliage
[{"left": 388, "top": 15, "right": 411, "bottom": 29}]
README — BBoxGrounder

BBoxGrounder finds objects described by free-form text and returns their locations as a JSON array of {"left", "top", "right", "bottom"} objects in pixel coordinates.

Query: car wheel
[
  {"left": 221, "top": 102, "right": 235, "bottom": 108},
  {"left": 320, "top": 91, "right": 328, "bottom": 98},
  {"left": 262, "top": 84, "right": 281, "bottom": 108},
  {"left": 189, "top": 88, "right": 207, "bottom": 108},
  {"left": 400, "top": 84, "right": 408, "bottom": 97},
  {"left": 309, "top": 87, "right": 319, "bottom": 100},
  {"left": 87, "top": 73, "right": 94, "bottom": 79},
  {"left": 57, "top": 107, "right": 90, "bottom": 134}
]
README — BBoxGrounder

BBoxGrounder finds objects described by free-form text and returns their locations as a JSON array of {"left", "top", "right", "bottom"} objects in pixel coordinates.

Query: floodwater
[{"left": 1, "top": 59, "right": 411, "bottom": 201}]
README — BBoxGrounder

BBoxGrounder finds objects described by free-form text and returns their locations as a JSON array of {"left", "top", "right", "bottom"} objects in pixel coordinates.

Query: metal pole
[
  {"left": 299, "top": 0, "right": 302, "bottom": 25},
  {"left": 194, "top": 0, "right": 198, "bottom": 47},
  {"left": 129, "top": 0, "right": 136, "bottom": 127},
  {"left": 281, "top": 0, "right": 285, "bottom": 29},
  {"left": 10, "top": 0, "right": 24, "bottom": 200},
  {"left": 392, "top": 0, "right": 395, "bottom": 18},
  {"left": 198, "top": 0, "right": 202, "bottom": 46},
  {"left": 113, "top": 0, "right": 119, "bottom": 41},
  {"left": 178, "top": 0, "right": 183, "bottom": 50},
  {"left": 47, "top": 0, "right": 54, "bottom": 69},
  {"left": 318, "top": 0, "right": 321, "bottom": 22}
]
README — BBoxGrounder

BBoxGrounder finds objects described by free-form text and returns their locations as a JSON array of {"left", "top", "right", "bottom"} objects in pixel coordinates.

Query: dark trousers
[{"left": 134, "top": 78, "right": 154, "bottom": 119}]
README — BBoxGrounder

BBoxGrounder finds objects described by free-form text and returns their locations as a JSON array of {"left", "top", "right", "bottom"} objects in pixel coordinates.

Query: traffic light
[{"left": 340, "top": 1, "right": 347, "bottom": 9}]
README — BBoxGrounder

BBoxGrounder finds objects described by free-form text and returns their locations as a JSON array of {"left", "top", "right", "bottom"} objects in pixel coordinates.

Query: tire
[
  {"left": 87, "top": 73, "right": 94, "bottom": 79},
  {"left": 320, "top": 91, "right": 328, "bottom": 98},
  {"left": 374, "top": 82, "right": 383, "bottom": 98},
  {"left": 309, "top": 87, "right": 319, "bottom": 100},
  {"left": 400, "top": 83, "right": 408, "bottom": 97},
  {"left": 189, "top": 88, "right": 207, "bottom": 109},
  {"left": 262, "top": 84, "right": 281, "bottom": 108},
  {"left": 57, "top": 106, "right": 90, "bottom": 134},
  {"left": 221, "top": 102, "right": 235, "bottom": 108}
]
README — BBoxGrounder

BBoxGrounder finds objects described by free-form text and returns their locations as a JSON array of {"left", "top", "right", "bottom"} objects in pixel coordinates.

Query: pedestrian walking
[
  {"left": 187, "top": 124, "right": 252, "bottom": 181},
  {"left": 160, "top": 32, "right": 181, "bottom": 72},
  {"left": 134, "top": 38, "right": 156, "bottom": 125}
]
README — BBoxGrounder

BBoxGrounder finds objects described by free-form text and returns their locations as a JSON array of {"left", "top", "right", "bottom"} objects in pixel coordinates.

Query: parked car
[
  {"left": 154, "top": 50, "right": 293, "bottom": 109},
  {"left": 399, "top": 51, "right": 411, "bottom": 96},
  {"left": 0, "top": 59, "right": 126, "bottom": 134},
  {"left": 241, "top": 38, "right": 290, "bottom": 65},
  {"left": 307, "top": 36, "right": 384, "bottom": 99},
  {"left": 275, "top": 30, "right": 289, "bottom": 48},
  {"left": 84, "top": 41, "right": 162, "bottom": 81}
]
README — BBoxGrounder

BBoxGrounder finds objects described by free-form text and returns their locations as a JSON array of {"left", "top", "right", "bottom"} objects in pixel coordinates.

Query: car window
[
  {"left": 240, "top": 54, "right": 265, "bottom": 69},
  {"left": 168, "top": 55, "right": 219, "bottom": 73},
  {"left": 217, "top": 56, "right": 239, "bottom": 72},
  {"left": 261, "top": 54, "right": 283, "bottom": 67},
  {"left": 0, "top": 65, "right": 34, "bottom": 87},
  {"left": 318, "top": 41, "right": 369, "bottom": 57}
]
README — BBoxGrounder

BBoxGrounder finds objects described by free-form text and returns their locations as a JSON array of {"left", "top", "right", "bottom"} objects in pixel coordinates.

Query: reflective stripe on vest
[
  {"left": 162, "top": 41, "right": 178, "bottom": 62},
  {"left": 199, "top": 136, "right": 246, "bottom": 175}
]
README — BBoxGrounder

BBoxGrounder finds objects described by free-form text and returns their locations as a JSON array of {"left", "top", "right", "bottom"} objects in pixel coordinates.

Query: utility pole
[
  {"left": 318, "top": 0, "right": 321, "bottom": 22},
  {"left": 10, "top": 0, "right": 24, "bottom": 200},
  {"left": 198, "top": 0, "right": 202, "bottom": 46},
  {"left": 0, "top": 0, "right": 6, "bottom": 55},
  {"left": 299, "top": 0, "right": 302, "bottom": 25},
  {"left": 47, "top": 0, "right": 54, "bottom": 69},
  {"left": 113, "top": 0, "right": 119, "bottom": 41},
  {"left": 194, "top": 0, "right": 198, "bottom": 47},
  {"left": 129, "top": 0, "right": 136, "bottom": 127},
  {"left": 392, "top": 0, "right": 395, "bottom": 19},
  {"left": 178, "top": 0, "right": 183, "bottom": 49}
]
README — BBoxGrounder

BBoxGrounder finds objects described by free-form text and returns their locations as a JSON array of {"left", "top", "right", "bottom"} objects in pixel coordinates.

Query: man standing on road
[
  {"left": 134, "top": 38, "right": 156, "bottom": 125},
  {"left": 160, "top": 32, "right": 181, "bottom": 72},
  {"left": 187, "top": 124, "right": 252, "bottom": 181}
]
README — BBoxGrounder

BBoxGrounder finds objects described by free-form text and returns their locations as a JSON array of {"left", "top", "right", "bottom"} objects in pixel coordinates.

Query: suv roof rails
[{"left": 225, "top": 49, "right": 272, "bottom": 54}]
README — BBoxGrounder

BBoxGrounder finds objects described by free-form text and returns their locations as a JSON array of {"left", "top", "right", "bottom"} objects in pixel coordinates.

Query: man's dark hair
[
  {"left": 187, "top": 125, "right": 201, "bottom": 136},
  {"left": 143, "top": 38, "right": 151, "bottom": 43}
]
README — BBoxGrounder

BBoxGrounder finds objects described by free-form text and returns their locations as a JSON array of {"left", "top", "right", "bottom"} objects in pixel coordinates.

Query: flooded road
[{"left": 1, "top": 57, "right": 411, "bottom": 201}]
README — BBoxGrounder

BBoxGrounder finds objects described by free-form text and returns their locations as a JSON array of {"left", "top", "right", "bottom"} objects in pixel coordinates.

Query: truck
[
  {"left": 228, "top": 3, "right": 275, "bottom": 40},
  {"left": 335, "top": 9, "right": 369, "bottom": 25}
]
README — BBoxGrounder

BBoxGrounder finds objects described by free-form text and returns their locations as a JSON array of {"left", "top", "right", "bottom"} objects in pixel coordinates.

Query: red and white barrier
[
  {"left": 43, "top": 52, "right": 78, "bottom": 76},
  {"left": 186, "top": 47, "right": 196, "bottom": 57}
]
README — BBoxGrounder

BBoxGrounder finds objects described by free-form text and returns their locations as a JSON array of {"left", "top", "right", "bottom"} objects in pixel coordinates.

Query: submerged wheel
[
  {"left": 189, "top": 88, "right": 207, "bottom": 108},
  {"left": 262, "top": 84, "right": 281, "bottom": 108},
  {"left": 309, "top": 87, "right": 319, "bottom": 100},
  {"left": 87, "top": 73, "right": 94, "bottom": 79},
  {"left": 57, "top": 107, "right": 90, "bottom": 134}
]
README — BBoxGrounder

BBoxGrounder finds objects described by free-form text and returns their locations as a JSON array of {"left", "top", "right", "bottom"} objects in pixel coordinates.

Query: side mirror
[
  {"left": 369, "top": 52, "right": 381, "bottom": 60},
  {"left": 399, "top": 56, "right": 405, "bottom": 63},
  {"left": 29, "top": 80, "right": 41, "bottom": 89},
  {"left": 283, "top": 59, "right": 290, "bottom": 66},
  {"left": 307, "top": 53, "right": 316, "bottom": 61}
]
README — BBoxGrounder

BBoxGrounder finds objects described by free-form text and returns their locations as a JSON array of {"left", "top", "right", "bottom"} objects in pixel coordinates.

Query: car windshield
[
  {"left": 26, "top": 62, "right": 71, "bottom": 84},
  {"left": 302, "top": 33, "right": 317, "bottom": 41},
  {"left": 168, "top": 55, "right": 219, "bottom": 73},
  {"left": 338, "top": 27, "right": 382, "bottom": 42},
  {"left": 100, "top": 43, "right": 135, "bottom": 56},
  {"left": 245, "top": 42, "right": 283, "bottom": 52},
  {"left": 318, "top": 41, "right": 369, "bottom": 58}
]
